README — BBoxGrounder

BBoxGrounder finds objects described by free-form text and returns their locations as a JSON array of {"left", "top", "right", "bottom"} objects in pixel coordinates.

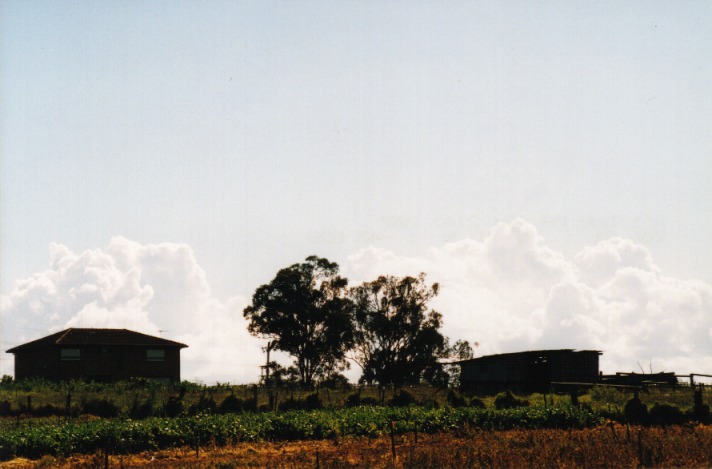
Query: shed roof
[
  {"left": 6, "top": 328, "right": 187, "bottom": 353},
  {"left": 454, "top": 349, "right": 601, "bottom": 364}
]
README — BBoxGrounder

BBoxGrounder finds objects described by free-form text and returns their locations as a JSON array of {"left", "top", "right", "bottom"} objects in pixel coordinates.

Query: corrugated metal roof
[
  {"left": 6, "top": 328, "right": 187, "bottom": 353},
  {"left": 454, "top": 349, "right": 601, "bottom": 364}
]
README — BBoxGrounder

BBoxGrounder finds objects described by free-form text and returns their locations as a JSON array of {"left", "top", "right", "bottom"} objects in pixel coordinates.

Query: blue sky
[{"left": 1, "top": 1, "right": 711, "bottom": 382}]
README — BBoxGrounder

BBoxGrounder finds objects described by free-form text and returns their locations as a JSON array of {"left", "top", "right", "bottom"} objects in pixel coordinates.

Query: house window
[
  {"left": 60, "top": 348, "right": 81, "bottom": 361},
  {"left": 146, "top": 349, "right": 165, "bottom": 362}
]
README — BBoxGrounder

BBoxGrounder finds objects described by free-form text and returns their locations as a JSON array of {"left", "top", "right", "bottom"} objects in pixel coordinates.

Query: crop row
[{"left": 0, "top": 404, "right": 600, "bottom": 461}]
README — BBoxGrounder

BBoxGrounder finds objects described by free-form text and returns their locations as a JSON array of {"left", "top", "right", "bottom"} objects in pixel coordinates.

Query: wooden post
[
  {"left": 66, "top": 390, "right": 72, "bottom": 422},
  {"left": 390, "top": 419, "right": 396, "bottom": 461}
]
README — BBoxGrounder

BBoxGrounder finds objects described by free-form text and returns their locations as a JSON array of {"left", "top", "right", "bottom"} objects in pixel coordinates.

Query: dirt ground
[{"left": 2, "top": 425, "right": 712, "bottom": 468}]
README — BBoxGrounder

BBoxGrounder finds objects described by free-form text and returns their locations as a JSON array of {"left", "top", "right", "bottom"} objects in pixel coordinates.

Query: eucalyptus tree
[
  {"left": 350, "top": 273, "right": 447, "bottom": 387},
  {"left": 243, "top": 256, "right": 354, "bottom": 387}
]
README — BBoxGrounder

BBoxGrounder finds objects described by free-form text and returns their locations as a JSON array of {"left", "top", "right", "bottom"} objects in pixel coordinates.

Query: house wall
[
  {"left": 14, "top": 348, "right": 61, "bottom": 381},
  {"left": 14, "top": 345, "right": 181, "bottom": 383}
]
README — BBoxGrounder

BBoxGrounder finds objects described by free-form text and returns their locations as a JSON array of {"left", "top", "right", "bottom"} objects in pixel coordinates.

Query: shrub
[
  {"left": 494, "top": 391, "right": 529, "bottom": 410},
  {"left": 692, "top": 387, "right": 710, "bottom": 423},
  {"left": 164, "top": 396, "right": 183, "bottom": 417},
  {"left": 447, "top": 389, "right": 468, "bottom": 408},
  {"left": 345, "top": 393, "right": 361, "bottom": 407},
  {"left": 81, "top": 398, "right": 119, "bottom": 418},
  {"left": 129, "top": 396, "right": 156, "bottom": 419},
  {"left": 469, "top": 397, "right": 486, "bottom": 408},
  {"left": 321, "top": 373, "right": 350, "bottom": 389},
  {"left": 0, "top": 401, "right": 11, "bottom": 417},
  {"left": 389, "top": 390, "right": 417, "bottom": 407},
  {"left": 623, "top": 396, "right": 647, "bottom": 424},
  {"left": 33, "top": 404, "right": 63, "bottom": 417},
  {"left": 304, "top": 393, "right": 323, "bottom": 410},
  {"left": 189, "top": 395, "right": 217, "bottom": 415},
  {"left": 691, "top": 404, "right": 710, "bottom": 424},
  {"left": 359, "top": 396, "right": 379, "bottom": 406},
  {"left": 218, "top": 395, "right": 243, "bottom": 414},
  {"left": 649, "top": 403, "right": 686, "bottom": 426},
  {"left": 278, "top": 397, "right": 302, "bottom": 412},
  {"left": 422, "top": 399, "right": 440, "bottom": 409},
  {"left": 243, "top": 398, "right": 258, "bottom": 412}
]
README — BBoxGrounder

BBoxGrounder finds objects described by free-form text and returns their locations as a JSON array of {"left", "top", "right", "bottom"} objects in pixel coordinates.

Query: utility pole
[{"left": 263, "top": 340, "right": 274, "bottom": 385}]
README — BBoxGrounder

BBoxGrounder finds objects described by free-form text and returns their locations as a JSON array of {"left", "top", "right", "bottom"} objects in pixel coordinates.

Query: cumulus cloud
[
  {"left": 1, "top": 237, "right": 263, "bottom": 383},
  {"left": 343, "top": 219, "right": 712, "bottom": 375},
  {"left": 3, "top": 221, "right": 711, "bottom": 383}
]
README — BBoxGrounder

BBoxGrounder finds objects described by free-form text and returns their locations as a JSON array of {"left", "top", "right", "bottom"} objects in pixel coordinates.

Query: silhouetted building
[
  {"left": 457, "top": 349, "right": 601, "bottom": 393},
  {"left": 6, "top": 328, "right": 187, "bottom": 383}
]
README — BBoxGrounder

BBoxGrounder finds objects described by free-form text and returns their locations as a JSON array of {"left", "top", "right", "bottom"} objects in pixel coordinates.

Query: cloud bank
[
  {"left": 0, "top": 237, "right": 262, "bottom": 383},
  {"left": 343, "top": 219, "right": 712, "bottom": 376},
  {"left": 2, "top": 220, "right": 711, "bottom": 382}
]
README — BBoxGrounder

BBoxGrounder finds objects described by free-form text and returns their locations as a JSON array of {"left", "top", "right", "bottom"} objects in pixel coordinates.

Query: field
[
  {"left": 0, "top": 379, "right": 710, "bottom": 466},
  {"left": 4, "top": 426, "right": 712, "bottom": 468}
]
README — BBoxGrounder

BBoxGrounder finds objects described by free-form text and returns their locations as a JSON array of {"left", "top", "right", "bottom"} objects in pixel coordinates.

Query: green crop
[{"left": 0, "top": 405, "right": 602, "bottom": 461}]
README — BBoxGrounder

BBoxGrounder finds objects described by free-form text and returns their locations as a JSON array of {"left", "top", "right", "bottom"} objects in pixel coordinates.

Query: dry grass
[{"left": 3, "top": 424, "right": 711, "bottom": 468}]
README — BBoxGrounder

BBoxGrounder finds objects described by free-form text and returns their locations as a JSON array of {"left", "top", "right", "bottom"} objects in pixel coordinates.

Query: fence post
[
  {"left": 66, "top": 390, "right": 72, "bottom": 422},
  {"left": 390, "top": 419, "right": 396, "bottom": 461}
]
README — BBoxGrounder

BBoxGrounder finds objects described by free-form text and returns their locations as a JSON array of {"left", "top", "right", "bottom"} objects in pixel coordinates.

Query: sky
[{"left": 1, "top": 1, "right": 711, "bottom": 383}]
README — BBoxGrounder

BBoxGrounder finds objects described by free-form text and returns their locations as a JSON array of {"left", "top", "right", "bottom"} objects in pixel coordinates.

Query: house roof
[
  {"left": 454, "top": 349, "right": 601, "bottom": 364},
  {"left": 6, "top": 328, "right": 188, "bottom": 353}
]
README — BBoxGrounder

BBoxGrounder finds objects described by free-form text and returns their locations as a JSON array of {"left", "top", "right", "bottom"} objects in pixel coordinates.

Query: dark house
[
  {"left": 6, "top": 328, "right": 187, "bottom": 383},
  {"left": 457, "top": 349, "right": 601, "bottom": 393}
]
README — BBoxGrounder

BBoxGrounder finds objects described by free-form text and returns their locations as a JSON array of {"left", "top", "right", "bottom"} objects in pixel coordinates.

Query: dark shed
[{"left": 457, "top": 349, "right": 601, "bottom": 393}]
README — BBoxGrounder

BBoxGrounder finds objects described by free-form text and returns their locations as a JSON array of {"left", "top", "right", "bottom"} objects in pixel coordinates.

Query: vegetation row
[{"left": 0, "top": 404, "right": 601, "bottom": 461}]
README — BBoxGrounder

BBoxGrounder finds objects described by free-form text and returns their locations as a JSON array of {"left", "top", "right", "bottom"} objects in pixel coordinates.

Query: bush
[
  {"left": 218, "top": 395, "right": 243, "bottom": 414},
  {"left": 692, "top": 404, "right": 710, "bottom": 423},
  {"left": 422, "top": 399, "right": 440, "bottom": 409},
  {"left": 321, "top": 373, "right": 350, "bottom": 389},
  {"left": 304, "top": 393, "right": 323, "bottom": 410},
  {"left": 447, "top": 389, "right": 468, "bottom": 408},
  {"left": 0, "top": 401, "right": 11, "bottom": 417},
  {"left": 129, "top": 396, "right": 156, "bottom": 419},
  {"left": 81, "top": 398, "right": 119, "bottom": 418},
  {"left": 623, "top": 396, "right": 648, "bottom": 424},
  {"left": 278, "top": 397, "right": 302, "bottom": 412},
  {"left": 345, "top": 393, "right": 361, "bottom": 407},
  {"left": 389, "top": 390, "right": 417, "bottom": 407},
  {"left": 649, "top": 403, "right": 686, "bottom": 426},
  {"left": 189, "top": 395, "right": 217, "bottom": 415},
  {"left": 692, "top": 387, "right": 710, "bottom": 423},
  {"left": 164, "top": 396, "right": 183, "bottom": 417},
  {"left": 359, "top": 396, "right": 379, "bottom": 406},
  {"left": 469, "top": 397, "right": 486, "bottom": 408},
  {"left": 33, "top": 404, "right": 63, "bottom": 417},
  {"left": 243, "top": 398, "right": 258, "bottom": 412},
  {"left": 494, "top": 391, "right": 529, "bottom": 410}
]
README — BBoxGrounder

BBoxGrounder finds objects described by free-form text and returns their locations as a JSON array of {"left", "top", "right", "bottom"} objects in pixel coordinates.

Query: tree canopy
[
  {"left": 243, "top": 256, "right": 354, "bottom": 387},
  {"left": 350, "top": 273, "right": 448, "bottom": 387}
]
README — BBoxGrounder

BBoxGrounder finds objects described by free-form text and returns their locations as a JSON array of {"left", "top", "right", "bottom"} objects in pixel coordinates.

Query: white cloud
[
  {"left": 1, "top": 237, "right": 263, "bottom": 383},
  {"left": 3, "top": 220, "right": 711, "bottom": 383},
  {"left": 343, "top": 219, "right": 712, "bottom": 375}
]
